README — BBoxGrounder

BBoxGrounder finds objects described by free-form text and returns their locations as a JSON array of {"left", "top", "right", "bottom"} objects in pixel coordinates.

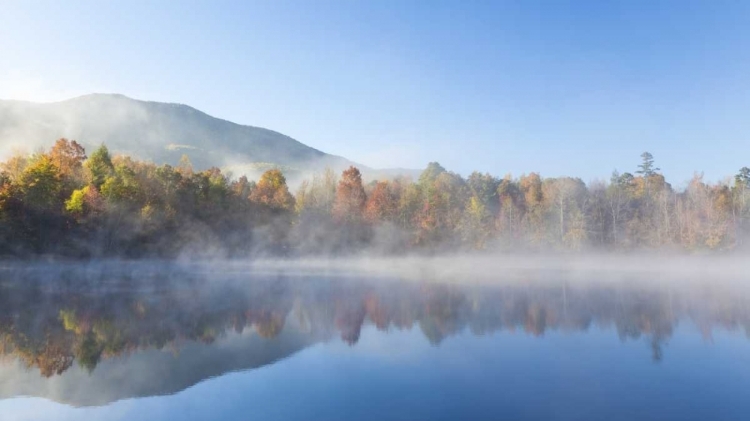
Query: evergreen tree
[
  {"left": 85, "top": 145, "right": 114, "bottom": 189},
  {"left": 636, "top": 152, "right": 660, "bottom": 177}
]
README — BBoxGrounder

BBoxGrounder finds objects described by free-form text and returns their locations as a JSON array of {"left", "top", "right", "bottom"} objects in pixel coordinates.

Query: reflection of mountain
[
  {"left": 1, "top": 265, "right": 750, "bottom": 407},
  {"left": 0, "top": 328, "right": 317, "bottom": 407}
]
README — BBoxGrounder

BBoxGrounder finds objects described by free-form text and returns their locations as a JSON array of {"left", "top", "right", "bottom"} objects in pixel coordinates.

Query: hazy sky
[{"left": 1, "top": 1, "right": 749, "bottom": 183}]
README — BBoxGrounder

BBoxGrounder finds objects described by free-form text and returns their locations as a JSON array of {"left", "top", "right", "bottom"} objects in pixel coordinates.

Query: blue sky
[{"left": 1, "top": 1, "right": 749, "bottom": 184}]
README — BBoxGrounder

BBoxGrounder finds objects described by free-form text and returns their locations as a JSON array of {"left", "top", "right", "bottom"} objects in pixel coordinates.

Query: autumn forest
[{"left": 0, "top": 138, "right": 748, "bottom": 258}]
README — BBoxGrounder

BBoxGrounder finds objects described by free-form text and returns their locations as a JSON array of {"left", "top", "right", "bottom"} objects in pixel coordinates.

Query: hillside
[{"left": 0, "top": 93, "right": 369, "bottom": 181}]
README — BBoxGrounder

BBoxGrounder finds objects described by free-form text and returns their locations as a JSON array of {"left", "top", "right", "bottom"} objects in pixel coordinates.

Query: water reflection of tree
[{"left": 1, "top": 275, "right": 749, "bottom": 376}]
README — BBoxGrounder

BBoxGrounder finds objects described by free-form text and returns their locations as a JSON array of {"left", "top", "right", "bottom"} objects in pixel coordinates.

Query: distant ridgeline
[{"left": 0, "top": 139, "right": 749, "bottom": 257}]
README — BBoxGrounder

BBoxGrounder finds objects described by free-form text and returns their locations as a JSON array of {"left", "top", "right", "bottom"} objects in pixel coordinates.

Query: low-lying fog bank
[
  {"left": 246, "top": 253, "right": 750, "bottom": 285},
  {"left": 2, "top": 253, "right": 749, "bottom": 288}
]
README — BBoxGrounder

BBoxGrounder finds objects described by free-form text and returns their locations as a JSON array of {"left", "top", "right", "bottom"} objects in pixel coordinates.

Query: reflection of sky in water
[
  {"left": 3, "top": 323, "right": 750, "bottom": 421},
  {"left": 2, "top": 263, "right": 750, "bottom": 421}
]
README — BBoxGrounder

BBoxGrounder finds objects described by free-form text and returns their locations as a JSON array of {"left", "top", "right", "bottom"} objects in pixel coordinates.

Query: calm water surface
[{"left": 0, "top": 263, "right": 749, "bottom": 420}]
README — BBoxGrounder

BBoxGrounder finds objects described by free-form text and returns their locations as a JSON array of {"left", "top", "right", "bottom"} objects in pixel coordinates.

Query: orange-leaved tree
[
  {"left": 249, "top": 169, "right": 294, "bottom": 211},
  {"left": 364, "top": 181, "right": 398, "bottom": 223},
  {"left": 333, "top": 166, "right": 366, "bottom": 222}
]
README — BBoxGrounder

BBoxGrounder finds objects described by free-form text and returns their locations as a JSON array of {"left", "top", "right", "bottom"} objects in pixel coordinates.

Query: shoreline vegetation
[{"left": 1, "top": 138, "right": 749, "bottom": 258}]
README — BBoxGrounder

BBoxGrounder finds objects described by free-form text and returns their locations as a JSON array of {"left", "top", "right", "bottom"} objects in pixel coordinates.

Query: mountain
[
  {"left": 0, "top": 328, "right": 320, "bottom": 407},
  {"left": 0, "top": 93, "right": 404, "bottom": 182}
]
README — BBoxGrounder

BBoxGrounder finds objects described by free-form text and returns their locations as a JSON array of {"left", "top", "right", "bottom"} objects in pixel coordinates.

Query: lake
[{"left": 0, "top": 260, "right": 749, "bottom": 420}]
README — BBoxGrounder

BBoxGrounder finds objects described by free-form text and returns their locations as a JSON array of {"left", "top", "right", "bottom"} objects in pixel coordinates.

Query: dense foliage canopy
[{"left": 0, "top": 139, "right": 748, "bottom": 257}]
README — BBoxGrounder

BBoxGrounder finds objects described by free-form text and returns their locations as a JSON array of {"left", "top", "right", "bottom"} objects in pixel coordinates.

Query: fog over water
[
  {"left": 245, "top": 253, "right": 750, "bottom": 284},
  {"left": 1, "top": 255, "right": 749, "bottom": 421}
]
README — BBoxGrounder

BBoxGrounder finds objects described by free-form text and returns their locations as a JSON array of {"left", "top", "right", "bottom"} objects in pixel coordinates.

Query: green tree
[
  {"left": 100, "top": 164, "right": 139, "bottom": 203},
  {"left": 418, "top": 162, "right": 447, "bottom": 186},
  {"left": 736, "top": 167, "right": 750, "bottom": 187},
  {"left": 65, "top": 187, "right": 88, "bottom": 214},
  {"left": 636, "top": 152, "right": 660, "bottom": 177},
  {"left": 18, "top": 155, "right": 63, "bottom": 212},
  {"left": 467, "top": 172, "right": 500, "bottom": 214},
  {"left": 85, "top": 145, "right": 114, "bottom": 189}
]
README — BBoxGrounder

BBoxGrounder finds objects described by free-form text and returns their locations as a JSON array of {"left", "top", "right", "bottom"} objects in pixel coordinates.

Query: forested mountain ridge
[{"left": 0, "top": 93, "right": 362, "bottom": 179}]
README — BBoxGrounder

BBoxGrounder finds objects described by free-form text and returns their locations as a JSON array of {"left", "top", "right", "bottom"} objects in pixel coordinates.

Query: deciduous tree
[
  {"left": 249, "top": 169, "right": 294, "bottom": 210},
  {"left": 333, "top": 166, "right": 367, "bottom": 222}
]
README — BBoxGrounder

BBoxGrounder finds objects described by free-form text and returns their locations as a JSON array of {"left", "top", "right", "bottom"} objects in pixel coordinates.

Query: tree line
[{"left": 1, "top": 139, "right": 749, "bottom": 257}]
